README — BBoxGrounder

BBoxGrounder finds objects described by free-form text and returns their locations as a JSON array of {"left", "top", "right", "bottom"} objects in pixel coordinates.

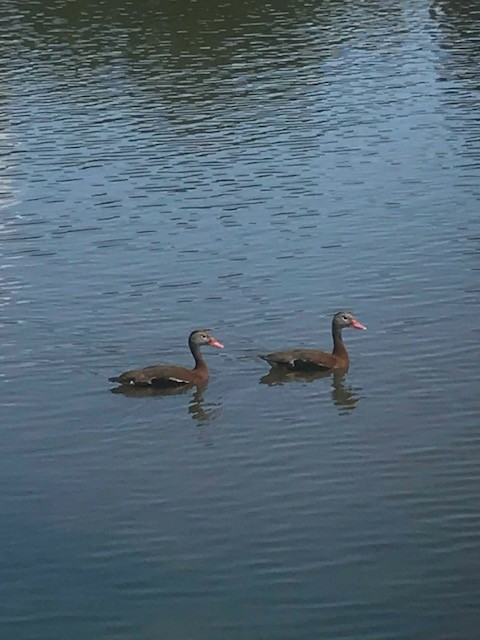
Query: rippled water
[{"left": 1, "top": 0, "right": 480, "bottom": 638}]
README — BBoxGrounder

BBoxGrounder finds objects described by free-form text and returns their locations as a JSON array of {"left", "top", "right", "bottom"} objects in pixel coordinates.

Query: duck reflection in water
[
  {"left": 110, "top": 383, "right": 221, "bottom": 422},
  {"left": 259, "top": 368, "right": 360, "bottom": 413}
]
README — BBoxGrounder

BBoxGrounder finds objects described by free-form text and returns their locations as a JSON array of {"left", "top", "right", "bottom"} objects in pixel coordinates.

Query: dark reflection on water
[
  {"left": 110, "top": 383, "right": 221, "bottom": 423},
  {"left": 430, "top": 0, "right": 480, "bottom": 93},
  {"left": 260, "top": 369, "right": 360, "bottom": 414},
  {"left": 1, "top": 0, "right": 480, "bottom": 639}
]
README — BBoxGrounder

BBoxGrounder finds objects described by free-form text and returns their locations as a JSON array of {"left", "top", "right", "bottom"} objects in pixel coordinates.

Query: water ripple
[{"left": 1, "top": 0, "right": 479, "bottom": 639}]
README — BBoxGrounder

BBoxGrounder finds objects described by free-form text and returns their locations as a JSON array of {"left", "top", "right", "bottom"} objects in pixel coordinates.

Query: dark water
[{"left": 1, "top": 0, "right": 480, "bottom": 638}]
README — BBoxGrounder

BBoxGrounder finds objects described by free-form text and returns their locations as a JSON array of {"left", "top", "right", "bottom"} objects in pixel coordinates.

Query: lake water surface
[{"left": 1, "top": 1, "right": 480, "bottom": 638}]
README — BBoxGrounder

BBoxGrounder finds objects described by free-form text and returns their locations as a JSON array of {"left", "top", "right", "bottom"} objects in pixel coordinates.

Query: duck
[
  {"left": 109, "top": 329, "right": 224, "bottom": 387},
  {"left": 259, "top": 311, "right": 366, "bottom": 371}
]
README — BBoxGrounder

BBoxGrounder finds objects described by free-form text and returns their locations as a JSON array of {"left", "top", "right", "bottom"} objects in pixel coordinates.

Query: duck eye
[{"left": 342, "top": 315, "right": 349, "bottom": 321}]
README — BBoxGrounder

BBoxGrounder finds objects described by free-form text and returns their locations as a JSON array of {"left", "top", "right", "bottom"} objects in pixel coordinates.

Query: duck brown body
[
  {"left": 109, "top": 329, "right": 223, "bottom": 387},
  {"left": 259, "top": 311, "right": 366, "bottom": 372}
]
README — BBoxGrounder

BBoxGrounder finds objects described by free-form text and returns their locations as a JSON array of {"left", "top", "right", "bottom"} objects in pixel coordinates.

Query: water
[{"left": 1, "top": 0, "right": 479, "bottom": 638}]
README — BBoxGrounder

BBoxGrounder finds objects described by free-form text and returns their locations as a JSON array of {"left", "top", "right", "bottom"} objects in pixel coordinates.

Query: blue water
[{"left": 1, "top": 0, "right": 480, "bottom": 638}]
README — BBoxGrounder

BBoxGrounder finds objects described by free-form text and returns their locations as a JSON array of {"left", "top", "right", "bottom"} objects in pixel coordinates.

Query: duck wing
[
  {"left": 109, "top": 364, "right": 193, "bottom": 386},
  {"left": 259, "top": 349, "right": 337, "bottom": 371}
]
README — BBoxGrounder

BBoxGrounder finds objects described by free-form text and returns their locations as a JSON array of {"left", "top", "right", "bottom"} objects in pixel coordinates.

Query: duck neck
[
  {"left": 190, "top": 341, "right": 207, "bottom": 371},
  {"left": 332, "top": 323, "right": 348, "bottom": 361}
]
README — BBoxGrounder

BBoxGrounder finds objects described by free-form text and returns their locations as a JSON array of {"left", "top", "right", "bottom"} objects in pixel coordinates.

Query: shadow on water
[
  {"left": 259, "top": 368, "right": 361, "bottom": 413},
  {"left": 110, "top": 383, "right": 221, "bottom": 422},
  {"left": 430, "top": 0, "right": 480, "bottom": 89},
  {"left": 4, "top": 0, "right": 406, "bottom": 131}
]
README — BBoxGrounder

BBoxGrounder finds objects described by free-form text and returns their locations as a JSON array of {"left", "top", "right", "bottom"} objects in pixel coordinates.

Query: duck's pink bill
[
  {"left": 209, "top": 338, "right": 224, "bottom": 349},
  {"left": 351, "top": 319, "right": 367, "bottom": 331}
]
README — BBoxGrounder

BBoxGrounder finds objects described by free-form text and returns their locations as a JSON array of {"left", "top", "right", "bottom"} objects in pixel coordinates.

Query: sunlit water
[{"left": 1, "top": 0, "right": 479, "bottom": 638}]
